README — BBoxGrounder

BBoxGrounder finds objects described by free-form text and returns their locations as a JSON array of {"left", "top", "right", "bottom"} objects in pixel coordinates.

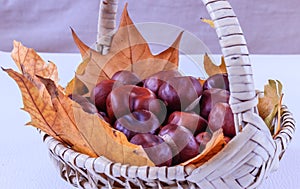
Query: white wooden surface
[{"left": 0, "top": 52, "right": 299, "bottom": 188}]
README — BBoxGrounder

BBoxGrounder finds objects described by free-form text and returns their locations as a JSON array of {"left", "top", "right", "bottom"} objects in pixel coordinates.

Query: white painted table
[{"left": 0, "top": 52, "right": 299, "bottom": 188}]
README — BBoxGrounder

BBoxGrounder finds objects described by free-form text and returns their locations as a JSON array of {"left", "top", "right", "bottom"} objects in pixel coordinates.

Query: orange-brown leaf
[
  {"left": 11, "top": 40, "right": 59, "bottom": 82},
  {"left": 64, "top": 76, "right": 89, "bottom": 96},
  {"left": 131, "top": 32, "right": 183, "bottom": 79},
  {"left": 11, "top": 41, "right": 59, "bottom": 104},
  {"left": 38, "top": 76, "right": 97, "bottom": 157},
  {"left": 71, "top": 31, "right": 110, "bottom": 94},
  {"left": 64, "top": 57, "right": 90, "bottom": 96},
  {"left": 155, "top": 32, "right": 183, "bottom": 67},
  {"left": 73, "top": 4, "right": 182, "bottom": 95},
  {"left": 3, "top": 68, "right": 60, "bottom": 141},
  {"left": 203, "top": 53, "right": 227, "bottom": 77},
  {"left": 71, "top": 28, "right": 90, "bottom": 59}
]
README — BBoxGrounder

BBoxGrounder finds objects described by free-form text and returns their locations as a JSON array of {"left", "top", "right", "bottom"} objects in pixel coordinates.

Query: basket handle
[
  {"left": 96, "top": 0, "right": 267, "bottom": 134},
  {"left": 96, "top": 0, "right": 119, "bottom": 54},
  {"left": 201, "top": 0, "right": 263, "bottom": 133}
]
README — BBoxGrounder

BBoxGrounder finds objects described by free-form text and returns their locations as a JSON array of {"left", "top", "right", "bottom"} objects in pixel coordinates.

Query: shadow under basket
[{"left": 41, "top": 0, "right": 296, "bottom": 188}]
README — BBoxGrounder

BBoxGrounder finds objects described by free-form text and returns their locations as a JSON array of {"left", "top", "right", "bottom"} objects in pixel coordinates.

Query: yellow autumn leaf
[
  {"left": 11, "top": 40, "right": 60, "bottom": 104},
  {"left": 201, "top": 18, "right": 215, "bottom": 28},
  {"left": 257, "top": 80, "right": 283, "bottom": 134},
  {"left": 4, "top": 68, "right": 98, "bottom": 157},
  {"left": 3, "top": 68, "right": 60, "bottom": 141},
  {"left": 64, "top": 57, "right": 90, "bottom": 96},
  {"left": 11, "top": 41, "right": 59, "bottom": 83}
]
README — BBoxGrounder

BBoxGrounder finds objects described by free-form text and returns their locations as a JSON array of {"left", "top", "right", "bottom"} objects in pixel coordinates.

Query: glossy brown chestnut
[
  {"left": 106, "top": 85, "right": 166, "bottom": 122},
  {"left": 143, "top": 70, "right": 182, "bottom": 95},
  {"left": 98, "top": 111, "right": 111, "bottom": 123},
  {"left": 208, "top": 102, "right": 236, "bottom": 138},
  {"left": 111, "top": 70, "right": 141, "bottom": 85},
  {"left": 158, "top": 76, "right": 203, "bottom": 112},
  {"left": 130, "top": 133, "right": 173, "bottom": 166},
  {"left": 159, "top": 124, "right": 199, "bottom": 165},
  {"left": 167, "top": 111, "right": 207, "bottom": 136},
  {"left": 203, "top": 73, "right": 230, "bottom": 91},
  {"left": 195, "top": 131, "right": 212, "bottom": 151},
  {"left": 114, "top": 110, "right": 160, "bottom": 140},
  {"left": 199, "top": 88, "right": 230, "bottom": 120},
  {"left": 224, "top": 136, "right": 232, "bottom": 143},
  {"left": 90, "top": 79, "right": 123, "bottom": 112}
]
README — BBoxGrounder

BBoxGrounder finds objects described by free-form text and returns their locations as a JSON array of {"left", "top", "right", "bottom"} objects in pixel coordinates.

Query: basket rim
[{"left": 42, "top": 105, "right": 295, "bottom": 187}]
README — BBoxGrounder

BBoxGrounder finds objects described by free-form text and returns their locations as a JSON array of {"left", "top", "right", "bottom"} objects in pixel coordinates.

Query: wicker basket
[{"left": 42, "top": 0, "right": 296, "bottom": 188}]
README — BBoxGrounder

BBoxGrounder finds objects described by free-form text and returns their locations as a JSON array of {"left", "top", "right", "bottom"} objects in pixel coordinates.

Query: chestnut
[
  {"left": 106, "top": 85, "right": 167, "bottom": 122},
  {"left": 143, "top": 70, "right": 182, "bottom": 95},
  {"left": 224, "top": 136, "right": 232, "bottom": 143},
  {"left": 158, "top": 76, "right": 203, "bottom": 112},
  {"left": 167, "top": 111, "right": 207, "bottom": 136},
  {"left": 136, "top": 79, "right": 146, "bottom": 87},
  {"left": 203, "top": 73, "right": 230, "bottom": 91},
  {"left": 199, "top": 88, "right": 230, "bottom": 120},
  {"left": 195, "top": 131, "right": 212, "bottom": 151},
  {"left": 130, "top": 133, "right": 172, "bottom": 166},
  {"left": 98, "top": 111, "right": 111, "bottom": 123},
  {"left": 208, "top": 102, "right": 236, "bottom": 138},
  {"left": 113, "top": 110, "right": 160, "bottom": 140},
  {"left": 111, "top": 70, "right": 141, "bottom": 85},
  {"left": 90, "top": 79, "right": 123, "bottom": 112},
  {"left": 159, "top": 124, "right": 199, "bottom": 165}
]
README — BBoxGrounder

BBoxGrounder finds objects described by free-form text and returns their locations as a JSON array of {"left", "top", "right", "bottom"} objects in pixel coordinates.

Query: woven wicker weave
[{"left": 42, "top": 0, "right": 296, "bottom": 188}]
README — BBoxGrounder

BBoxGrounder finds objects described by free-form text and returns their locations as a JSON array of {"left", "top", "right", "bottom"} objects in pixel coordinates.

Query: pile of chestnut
[{"left": 70, "top": 70, "right": 236, "bottom": 166}]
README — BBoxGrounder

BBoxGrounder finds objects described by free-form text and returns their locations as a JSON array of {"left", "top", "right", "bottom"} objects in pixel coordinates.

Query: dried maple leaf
[
  {"left": 203, "top": 53, "right": 227, "bottom": 77},
  {"left": 40, "top": 76, "right": 154, "bottom": 166},
  {"left": 11, "top": 41, "right": 59, "bottom": 82},
  {"left": 70, "top": 4, "right": 183, "bottom": 96},
  {"left": 65, "top": 57, "right": 90, "bottom": 96},
  {"left": 65, "top": 75, "right": 88, "bottom": 96},
  {"left": 181, "top": 129, "right": 226, "bottom": 167},
  {"left": 4, "top": 68, "right": 97, "bottom": 157},
  {"left": 5, "top": 46, "right": 155, "bottom": 165},
  {"left": 36, "top": 76, "right": 98, "bottom": 157},
  {"left": 3, "top": 68, "right": 61, "bottom": 141},
  {"left": 257, "top": 80, "right": 283, "bottom": 134},
  {"left": 11, "top": 40, "right": 59, "bottom": 104}
]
